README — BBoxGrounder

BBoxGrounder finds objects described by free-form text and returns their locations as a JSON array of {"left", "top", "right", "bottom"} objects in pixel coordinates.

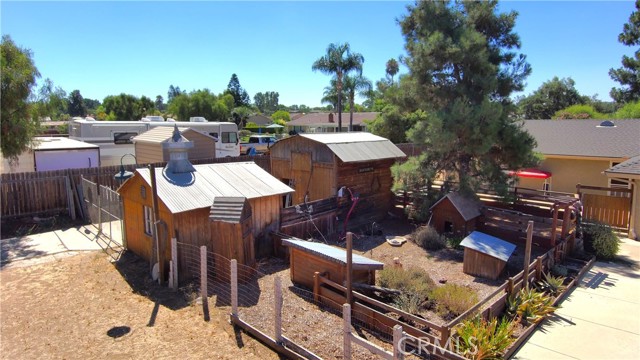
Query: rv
[{"left": 69, "top": 118, "right": 240, "bottom": 157}]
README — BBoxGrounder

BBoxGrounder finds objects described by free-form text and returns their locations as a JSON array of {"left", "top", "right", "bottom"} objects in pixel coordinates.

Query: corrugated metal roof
[
  {"left": 282, "top": 238, "right": 384, "bottom": 270},
  {"left": 523, "top": 119, "right": 640, "bottom": 158},
  {"left": 209, "top": 197, "right": 247, "bottom": 223},
  {"left": 299, "top": 133, "right": 406, "bottom": 163},
  {"left": 132, "top": 126, "right": 195, "bottom": 143},
  {"left": 33, "top": 137, "right": 99, "bottom": 151},
  {"left": 460, "top": 231, "right": 516, "bottom": 262},
  {"left": 429, "top": 192, "right": 481, "bottom": 221},
  {"left": 136, "top": 162, "right": 294, "bottom": 214}
]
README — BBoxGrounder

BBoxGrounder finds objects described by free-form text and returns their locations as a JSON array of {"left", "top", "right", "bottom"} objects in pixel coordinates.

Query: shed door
[{"left": 291, "top": 152, "right": 312, "bottom": 205}]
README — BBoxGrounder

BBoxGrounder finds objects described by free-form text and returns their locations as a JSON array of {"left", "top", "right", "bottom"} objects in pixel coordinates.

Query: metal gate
[{"left": 81, "top": 176, "right": 125, "bottom": 259}]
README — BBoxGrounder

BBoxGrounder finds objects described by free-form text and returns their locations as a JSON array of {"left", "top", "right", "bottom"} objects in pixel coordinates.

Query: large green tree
[
  {"left": 398, "top": 0, "right": 537, "bottom": 195},
  {"left": 226, "top": 74, "right": 250, "bottom": 107},
  {"left": 610, "top": 0, "right": 640, "bottom": 103},
  {"left": 253, "top": 91, "right": 279, "bottom": 114},
  {"left": 312, "top": 43, "right": 364, "bottom": 132},
  {"left": 32, "top": 78, "right": 68, "bottom": 121},
  {"left": 517, "top": 77, "right": 585, "bottom": 119},
  {"left": 166, "top": 89, "right": 233, "bottom": 122},
  {"left": 103, "top": 93, "right": 147, "bottom": 120},
  {"left": 68, "top": 89, "right": 87, "bottom": 117},
  {"left": 1, "top": 35, "right": 41, "bottom": 162}
]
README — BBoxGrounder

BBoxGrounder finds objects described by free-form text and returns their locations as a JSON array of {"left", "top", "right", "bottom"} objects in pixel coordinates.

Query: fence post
[
  {"left": 200, "top": 245, "right": 209, "bottom": 321},
  {"left": 65, "top": 176, "right": 76, "bottom": 220},
  {"left": 507, "top": 277, "right": 514, "bottom": 296},
  {"left": 536, "top": 256, "right": 543, "bottom": 280},
  {"left": 346, "top": 232, "right": 353, "bottom": 305},
  {"left": 393, "top": 325, "right": 404, "bottom": 360},
  {"left": 231, "top": 259, "right": 238, "bottom": 319},
  {"left": 313, "top": 271, "right": 320, "bottom": 303},
  {"left": 275, "top": 276, "right": 283, "bottom": 344},
  {"left": 343, "top": 303, "right": 351, "bottom": 360},
  {"left": 524, "top": 221, "right": 533, "bottom": 290},
  {"left": 171, "top": 238, "right": 178, "bottom": 291}
]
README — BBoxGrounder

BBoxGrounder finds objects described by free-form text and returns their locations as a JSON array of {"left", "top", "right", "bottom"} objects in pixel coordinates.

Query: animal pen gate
[{"left": 81, "top": 176, "right": 125, "bottom": 255}]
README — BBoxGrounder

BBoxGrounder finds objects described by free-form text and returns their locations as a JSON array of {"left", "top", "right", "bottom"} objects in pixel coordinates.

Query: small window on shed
[{"left": 143, "top": 206, "right": 153, "bottom": 236}]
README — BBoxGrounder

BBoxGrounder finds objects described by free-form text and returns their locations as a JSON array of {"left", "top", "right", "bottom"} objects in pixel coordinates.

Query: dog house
[
  {"left": 282, "top": 238, "right": 384, "bottom": 288},
  {"left": 460, "top": 231, "right": 516, "bottom": 280},
  {"left": 429, "top": 192, "right": 481, "bottom": 236}
]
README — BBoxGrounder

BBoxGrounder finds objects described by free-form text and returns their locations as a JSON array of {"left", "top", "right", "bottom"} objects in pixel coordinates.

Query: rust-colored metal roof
[
  {"left": 298, "top": 132, "right": 406, "bottom": 163},
  {"left": 135, "top": 162, "right": 293, "bottom": 214}
]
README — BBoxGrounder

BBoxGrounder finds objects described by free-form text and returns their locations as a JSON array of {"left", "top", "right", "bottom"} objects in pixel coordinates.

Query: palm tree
[
  {"left": 321, "top": 83, "right": 341, "bottom": 111},
  {"left": 342, "top": 75, "right": 372, "bottom": 131},
  {"left": 386, "top": 58, "right": 399, "bottom": 83},
  {"left": 312, "top": 43, "right": 364, "bottom": 132}
]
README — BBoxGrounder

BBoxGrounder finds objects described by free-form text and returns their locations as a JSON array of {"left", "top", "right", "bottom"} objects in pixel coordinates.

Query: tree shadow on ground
[{"left": 0, "top": 237, "right": 49, "bottom": 269}]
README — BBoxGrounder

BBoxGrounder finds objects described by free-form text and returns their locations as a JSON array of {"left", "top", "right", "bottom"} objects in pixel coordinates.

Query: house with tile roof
[
  {"left": 286, "top": 112, "right": 379, "bottom": 133},
  {"left": 520, "top": 119, "right": 640, "bottom": 193}
]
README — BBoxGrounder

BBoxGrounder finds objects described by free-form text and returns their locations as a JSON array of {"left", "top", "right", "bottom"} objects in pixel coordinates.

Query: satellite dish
[{"left": 152, "top": 263, "right": 159, "bottom": 281}]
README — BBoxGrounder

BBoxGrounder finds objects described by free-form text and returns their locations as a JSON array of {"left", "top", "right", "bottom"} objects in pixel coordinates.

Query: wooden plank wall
[
  {"left": 336, "top": 159, "right": 395, "bottom": 224},
  {"left": 582, "top": 193, "right": 632, "bottom": 229},
  {"left": 462, "top": 248, "right": 506, "bottom": 280},
  {"left": 0, "top": 155, "right": 270, "bottom": 219},
  {"left": 279, "top": 197, "right": 338, "bottom": 238}
]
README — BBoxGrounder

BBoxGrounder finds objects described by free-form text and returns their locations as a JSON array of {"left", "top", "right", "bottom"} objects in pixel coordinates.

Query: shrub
[
  {"left": 412, "top": 226, "right": 446, "bottom": 250},
  {"left": 534, "top": 273, "right": 566, "bottom": 297},
  {"left": 583, "top": 222, "right": 620, "bottom": 259},
  {"left": 455, "top": 316, "right": 515, "bottom": 360},
  {"left": 431, "top": 284, "right": 479, "bottom": 317},
  {"left": 550, "top": 265, "right": 568, "bottom": 277},
  {"left": 505, "top": 288, "right": 556, "bottom": 326},
  {"left": 393, "top": 292, "right": 423, "bottom": 314},
  {"left": 446, "top": 235, "right": 465, "bottom": 250},
  {"left": 378, "top": 267, "right": 435, "bottom": 301}
]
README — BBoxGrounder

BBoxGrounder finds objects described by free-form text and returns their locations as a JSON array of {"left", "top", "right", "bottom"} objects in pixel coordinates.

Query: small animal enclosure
[{"left": 460, "top": 231, "right": 516, "bottom": 280}]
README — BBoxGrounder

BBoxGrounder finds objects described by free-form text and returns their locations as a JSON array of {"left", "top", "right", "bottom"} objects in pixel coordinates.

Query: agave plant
[
  {"left": 506, "top": 288, "right": 557, "bottom": 326},
  {"left": 534, "top": 272, "right": 567, "bottom": 297},
  {"left": 454, "top": 316, "right": 515, "bottom": 360}
]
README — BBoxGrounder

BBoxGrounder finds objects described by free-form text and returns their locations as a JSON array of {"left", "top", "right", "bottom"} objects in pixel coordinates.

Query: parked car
[{"left": 240, "top": 135, "right": 277, "bottom": 155}]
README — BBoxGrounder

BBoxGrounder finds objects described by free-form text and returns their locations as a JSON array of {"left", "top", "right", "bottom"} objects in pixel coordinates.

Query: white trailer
[
  {"left": 69, "top": 118, "right": 240, "bottom": 157},
  {"left": 33, "top": 137, "right": 100, "bottom": 171}
]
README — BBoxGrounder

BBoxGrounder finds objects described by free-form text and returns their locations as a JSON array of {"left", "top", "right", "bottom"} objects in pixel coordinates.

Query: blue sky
[{"left": 1, "top": 1, "right": 636, "bottom": 108}]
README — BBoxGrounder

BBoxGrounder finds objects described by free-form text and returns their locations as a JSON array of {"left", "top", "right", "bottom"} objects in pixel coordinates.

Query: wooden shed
[
  {"left": 270, "top": 133, "right": 405, "bottom": 228},
  {"left": 460, "top": 231, "right": 516, "bottom": 280},
  {"left": 282, "top": 238, "right": 384, "bottom": 289},
  {"left": 429, "top": 192, "right": 481, "bottom": 236},
  {"left": 132, "top": 126, "right": 217, "bottom": 164},
  {"left": 118, "top": 131, "right": 293, "bottom": 281}
]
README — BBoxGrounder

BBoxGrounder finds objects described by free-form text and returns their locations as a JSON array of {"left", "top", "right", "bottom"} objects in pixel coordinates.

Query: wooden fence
[
  {"left": 0, "top": 155, "right": 270, "bottom": 219},
  {"left": 279, "top": 197, "right": 338, "bottom": 239},
  {"left": 312, "top": 236, "right": 582, "bottom": 358},
  {"left": 577, "top": 184, "right": 633, "bottom": 231}
]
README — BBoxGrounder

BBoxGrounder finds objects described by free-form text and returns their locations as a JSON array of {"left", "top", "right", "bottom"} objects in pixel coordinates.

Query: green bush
[
  {"left": 455, "top": 316, "right": 515, "bottom": 360},
  {"left": 583, "top": 222, "right": 620, "bottom": 259},
  {"left": 377, "top": 267, "right": 435, "bottom": 301},
  {"left": 412, "top": 226, "right": 446, "bottom": 250},
  {"left": 446, "top": 235, "right": 465, "bottom": 250},
  {"left": 550, "top": 265, "right": 568, "bottom": 277},
  {"left": 534, "top": 273, "right": 566, "bottom": 297},
  {"left": 431, "top": 284, "right": 479, "bottom": 317},
  {"left": 393, "top": 292, "right": 423, "bottom": 315}
]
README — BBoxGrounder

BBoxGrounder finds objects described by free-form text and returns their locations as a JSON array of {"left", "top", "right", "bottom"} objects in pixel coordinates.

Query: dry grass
[{"left": 0, "top": 252, "right": 278, "bottom": 360}]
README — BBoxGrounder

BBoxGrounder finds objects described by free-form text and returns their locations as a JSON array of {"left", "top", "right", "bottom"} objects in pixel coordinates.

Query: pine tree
[
  {"left": 609, "top": 0, "right": 640, "bottom": 103},
  {"left": 397, "top": 0, "right": 537, "bottom": 195}
]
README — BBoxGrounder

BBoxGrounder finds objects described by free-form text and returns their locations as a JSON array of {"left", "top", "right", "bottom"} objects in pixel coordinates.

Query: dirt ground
[{"left": 0, "top": 252, "right": 278, "bottom": 360}]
